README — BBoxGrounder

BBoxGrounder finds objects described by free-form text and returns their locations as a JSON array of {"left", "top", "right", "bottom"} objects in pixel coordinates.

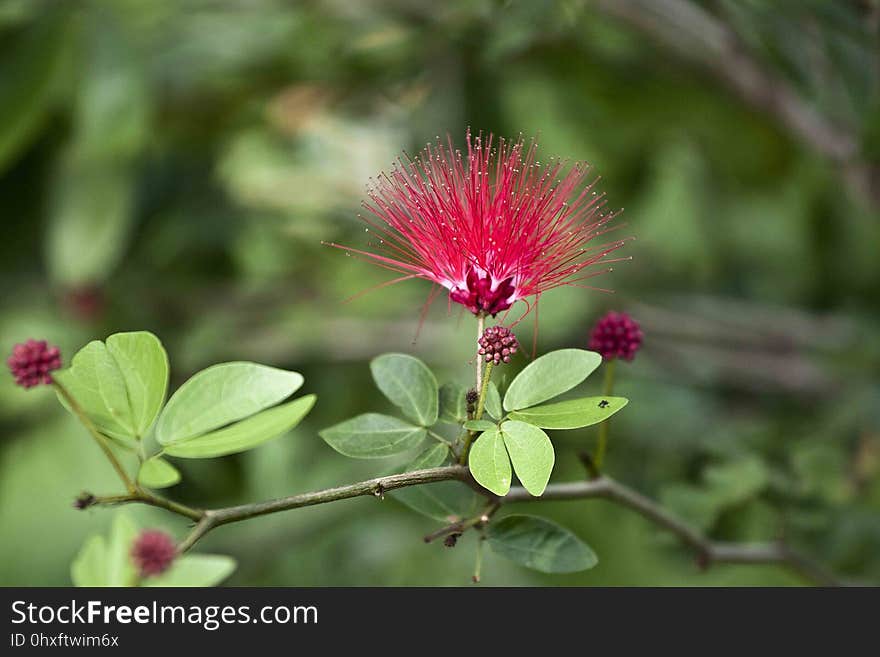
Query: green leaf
[
  {"left": 464, "top": 419, "right": 496, "bottom": 432},
  {"left": 143, "top": 555, "right": 236, "bottom": 587},
  {"left": 55, "top": 340, "right": 133, "bottom": 440},
  {"left": 791, "top": 443, "right": 848, "bottom": 503},
  {"left": 105, "top": 332, "right": 169, "bottom": 437},
  {"left": 487, "top": 515, "right": 598, "bottom": 573},
  {"left": 468, "top": 427, "right": 512, "bottom": 496},
  {"left": 370, "top": 353, "right": 438, "bottom": 426},
  {"left": 391, "top": 443, "right": 477, "bottom": 520},
  {"left": 163, "top": 395, "right": 315, "bottom": 459},
  {"left": 138, "top": 456, "right": 181, "bottom": 489},
  {"left": 509, "top": 396, "right": 629, "bottom": 429},
  {"left": 392, "top": 482, "right": 480, "bottom": 522},
  {"left": 438, "top": 382, "right": 467, "bottom": 424},
  {"left": 105, "top": 513, "right": 139, "bottom": 587},
  {"left": 503, "top": 349, "right": 601, "bottom": 411},
  {"left": 156, "top": 362, "right": 303, "bottom": 445},
  {"left": 704, "top": 457, "right": 769, "bottom": 508},
  {"left": 319, "top": 413, "right": 426, "bottom": 458},
  {"left": 71, "top": 512, "right": 139, "bottom": 586},
  {"left": 501, "top": 420, "right": 554, "bottom": 496},
  {"left": 484, "top": 381, "right": 503, "bottom": 420},
  {"left": 406, "top": 442, "right": 449, "bottom": 470},
  {"left": 660, "top": 484, "right": 720, "bottom": 531},
  {"left": 70, "top": 535, "right": 107, "bottom": 587}
]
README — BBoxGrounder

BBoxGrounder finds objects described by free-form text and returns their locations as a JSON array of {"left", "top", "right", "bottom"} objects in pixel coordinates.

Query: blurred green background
[{"left": 1, "top": 0, "right": 879, "bottom": 586}]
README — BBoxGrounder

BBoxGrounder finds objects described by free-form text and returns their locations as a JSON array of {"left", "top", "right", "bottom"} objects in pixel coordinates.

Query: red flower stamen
[{"left": 328, "top": 130, "right": 628, "bottom": 318}]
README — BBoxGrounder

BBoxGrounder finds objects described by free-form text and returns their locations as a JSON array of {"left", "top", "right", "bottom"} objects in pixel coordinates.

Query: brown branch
[
  {"left": 504, "top": 477, "right": 844, "bottom": 586},
  {"left": 88, "top": 464, "right": 846, "bottom": 585}
]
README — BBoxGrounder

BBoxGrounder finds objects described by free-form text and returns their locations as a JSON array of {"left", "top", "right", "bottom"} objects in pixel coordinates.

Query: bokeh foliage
[{"left": 1, "top": 0, "right": 878, "bottom": 585}]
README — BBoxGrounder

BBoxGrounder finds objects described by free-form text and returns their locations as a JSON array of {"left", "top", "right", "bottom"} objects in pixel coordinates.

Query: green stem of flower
[
  {"left": 474, "top": 362, "right": 493, "bottom": 422},
  {"left": 53, "top": 382, "right": 136, "bottom": 492},
  {"left": 458, "top": 361, "right": 493, "bottom": 464},
  {"left": 594, "top": 358, "right": 616, "bottom": 471},
  {"left": 475, "top": 314, "right": 485, "bottom": 390},
  {"left": 473, "top": 536, "right": 485, "bottom": 583}
]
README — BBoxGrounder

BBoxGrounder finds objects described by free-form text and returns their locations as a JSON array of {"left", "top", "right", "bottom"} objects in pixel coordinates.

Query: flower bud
[
  {"left": 7, "top": 339, "right": 62, "bottom": 389},
  {"left": 588, "top": 311, "right": 643, "bottom": 361},
  {"left": 477, "top": 325, "right": 519, "bottom": 365},
  {"left": 131, "top": 530, "right": 177, "bottom": 577}
]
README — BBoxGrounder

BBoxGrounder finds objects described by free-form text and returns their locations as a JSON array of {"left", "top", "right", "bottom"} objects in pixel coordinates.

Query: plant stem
[
  {"left": 87, "top": 461, "right": 848, "bottom": 584},
  {"left": 473, "top": 536, "right": 485, "bottom": 583},
  {"left": 474, "top": 362, "right": 493, "bottom": 422},
  {"left": 458, "top": 361, "right": 493, "bottom": 464},
  {"left": 53, "top": 382, "right": 136, "bottom": 492},
  {"left": 475, "top": 314, "right": 484, "bottom": 390},
  {"left": 504, "top": 477, "right": 843, "bottom": 586},
  {"left": 206, "top": 466, "right": 467, "bottom": 526},
  {"left": 138, "top": 489, "right": 204, "bottom": 521},
  {"left": 594, "top": 358, "right": 616, "bottom": 470}
]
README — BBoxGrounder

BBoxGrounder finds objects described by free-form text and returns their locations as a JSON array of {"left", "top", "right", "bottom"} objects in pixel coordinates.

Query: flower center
[{"left": 449, "top": 268, "right": 515, "bottom": 316}]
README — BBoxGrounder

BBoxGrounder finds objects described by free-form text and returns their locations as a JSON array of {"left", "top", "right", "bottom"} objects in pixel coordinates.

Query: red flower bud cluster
[
  {"left": 588, "top": 311, "right": 643, "bottom": 361},
  {"left": 478, "top": 325, "right": 519, "bottom": 365},
  {"left": 131, "top": 530, "right": 177, "bottom": 578},
  {"left": 7, "top": 339, "right": 62, "bottom": 389}
]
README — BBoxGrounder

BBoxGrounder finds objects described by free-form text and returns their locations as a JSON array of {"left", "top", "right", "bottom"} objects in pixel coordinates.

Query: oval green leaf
[
  {"left": 393, "top": 481, "right": 480, "bottom": 522},
  {"left": 70, "top": 535, "right": 107, "bottom": 587},
  {"left": 142, "top": 555, "right": 236, "bottom": 587},
  {"left": 392, "top": 443, "right": 476, "bottom": 520},
  {"left": 392, "top": 481, "right": 480, "bottom": 522},
  {"left": 503, "top": 349, "right": 601, "bottom": 411},
  {"left": 486, "top": 514, "right": 598, "bottom": 573},
  {"left": 163, "top": 395, "right": 315, "bottom": 458},
  {"left": 406, "top": 442, "right": 450, "bottom": 470},
  {"left": 509, "top": 396, "right": 629, "bottom": 429},
  {"left": 71, "top": 513, "right": 139, "bottom": 587},
  {"left": 138, "top": 456, "right": 181, "bottom": 488},
  {"left": 370, "top": 353, "right": 438, "bottom": 426},
  {"left": 105, "top": 332, "right": 169, "bottom": 438},
  {"left": 464, "top": 419, "right": 496, "bottom": 432},
  {"left": 319, "top": 413, "right": 426, "bottom": 458},
  {"left": 484, "top": 381, "right": 503, "bottom": 420},
  {"left": 501, "top": 420, "right": 554, "bottom": 496},
  {"left": 156, "top": 362, "right": 303, "bottom": 445},
  {"left": 438, "top": 382, "right": 467, "bottom": 424},
  {"left": 55, "top": 340, "right": 135, "bottom": 442},
  {"left": 468, "top": 427, "right": 512, "bottom": 496}
]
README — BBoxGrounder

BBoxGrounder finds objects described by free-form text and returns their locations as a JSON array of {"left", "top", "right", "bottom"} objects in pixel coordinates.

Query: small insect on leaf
[{"left": 598, "top": 399, "right": 609, "bottom": 408}]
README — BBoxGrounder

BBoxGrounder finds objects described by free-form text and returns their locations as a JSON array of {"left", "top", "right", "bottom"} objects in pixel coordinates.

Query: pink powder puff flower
[{"left": 327, "top": 130, "right": 628, "bottom": 319}]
